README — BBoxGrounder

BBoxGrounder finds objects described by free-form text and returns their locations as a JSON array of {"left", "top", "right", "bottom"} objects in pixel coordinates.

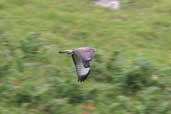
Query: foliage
[
  {"left": 0, "top": 0, "right": 171, "bottom": 114},
  {"left": 106, "top": 51, "right": 124, "bottom": 83},
  {"left": 20, "top": 33, "right": 43, "bottom": 60},
  {"left": 121, "top": 57, "right": 156, "bottom": 94}
]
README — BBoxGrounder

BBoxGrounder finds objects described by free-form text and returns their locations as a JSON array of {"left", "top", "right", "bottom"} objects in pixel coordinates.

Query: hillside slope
[{"left": 0, "top": 0, "right": 171, "bottom": 114}]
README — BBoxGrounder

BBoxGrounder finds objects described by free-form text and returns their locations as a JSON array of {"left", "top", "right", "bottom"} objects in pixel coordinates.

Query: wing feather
[{"left": 72, "top": 54, "right": 90, "bottom": 82}]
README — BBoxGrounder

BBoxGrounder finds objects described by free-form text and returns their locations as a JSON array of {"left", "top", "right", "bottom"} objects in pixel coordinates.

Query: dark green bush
[
  {"left": 106, "top": 51, "right": 124, "bottom": 83},
  {"left": 11, "top": 85, "right": 41, "bottom": 107},
  {"left": 91, "top": 53, "right": 107, "bottom": 81},
  {"left": 20, "top": 33, "right": 42, "bottom": 60},
  {"left": 122, "top": 57, "right": 156, "bottom": 94},
  {"left": 48, "top": 77, "right": 97, "bottom": 104}
]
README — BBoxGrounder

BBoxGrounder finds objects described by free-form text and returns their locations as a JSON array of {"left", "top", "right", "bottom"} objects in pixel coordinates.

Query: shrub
[
  {"left": 106, "top": 51, "right": 124, "bottom": 83},
  {"left": 91, "top": 53, "right": 107, "bottom": 82},
  {"left": 122, "top": 57, "right": 156, "bottom": 94},
  {"left": 11, "top": 85, "right": 41, "bottom": 107},
  {"left": 48, "top": 77, "right": 97, "bottom": 104},
  {"left": 20, "top": 33, "right": 42, "bottom": 60}
]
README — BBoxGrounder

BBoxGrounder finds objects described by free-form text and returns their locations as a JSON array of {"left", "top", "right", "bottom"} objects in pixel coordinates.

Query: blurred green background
[{"left": 0, "top": 0, "right": 171, "bottom": 114}]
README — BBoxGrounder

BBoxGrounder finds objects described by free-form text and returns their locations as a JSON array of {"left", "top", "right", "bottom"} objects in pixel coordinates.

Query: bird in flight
[{"left": 59, "top": 47, "right": 96, "bottom": 82}]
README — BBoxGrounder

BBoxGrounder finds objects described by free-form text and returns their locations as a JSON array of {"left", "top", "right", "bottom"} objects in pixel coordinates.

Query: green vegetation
[{"left": 0, "top": 0, "right": 171, "bottom": 113}]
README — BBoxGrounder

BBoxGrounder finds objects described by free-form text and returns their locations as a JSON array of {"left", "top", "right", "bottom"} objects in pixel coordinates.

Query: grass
[{"left": 0, "top": 0, "right": 171, "bottom": 65}]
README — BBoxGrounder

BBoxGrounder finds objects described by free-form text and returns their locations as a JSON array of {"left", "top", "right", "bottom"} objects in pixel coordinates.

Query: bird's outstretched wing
[
  {"left": 72, "top": 54, "right": 90, "bottom": 82},
  {"left": 59, "top": 47, "right": 95, "bottom": 82}
]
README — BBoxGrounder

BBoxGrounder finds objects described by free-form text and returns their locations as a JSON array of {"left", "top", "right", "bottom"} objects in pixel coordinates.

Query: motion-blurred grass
[{"left": 0, "top": 0, "right": 171, "bottom": 114}]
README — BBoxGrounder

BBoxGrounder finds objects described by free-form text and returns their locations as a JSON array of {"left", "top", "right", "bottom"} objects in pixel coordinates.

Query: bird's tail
[{"left": 59, "top": 50, "right": 73, "bottom": 54}]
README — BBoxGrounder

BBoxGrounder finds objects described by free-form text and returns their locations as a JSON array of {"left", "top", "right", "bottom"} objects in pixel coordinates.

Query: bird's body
[{"left": 59, "top": 47, "right": 95, "bottom": 82}]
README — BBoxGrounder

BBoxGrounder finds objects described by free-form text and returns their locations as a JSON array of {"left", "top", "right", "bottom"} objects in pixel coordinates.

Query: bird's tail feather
[{"left": 59, "top": 50, "right": 73, "bottom": 54}]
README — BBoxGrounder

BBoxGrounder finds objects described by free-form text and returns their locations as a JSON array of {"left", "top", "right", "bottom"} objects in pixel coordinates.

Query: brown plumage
[{"left": 59, "top": 47, "right": 95, "bottom": 82}]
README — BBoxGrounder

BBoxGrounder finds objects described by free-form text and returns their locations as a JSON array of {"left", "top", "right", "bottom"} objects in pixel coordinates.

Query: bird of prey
[{"left": 59, "top": 47, "right": 96, "bottom": 82}]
